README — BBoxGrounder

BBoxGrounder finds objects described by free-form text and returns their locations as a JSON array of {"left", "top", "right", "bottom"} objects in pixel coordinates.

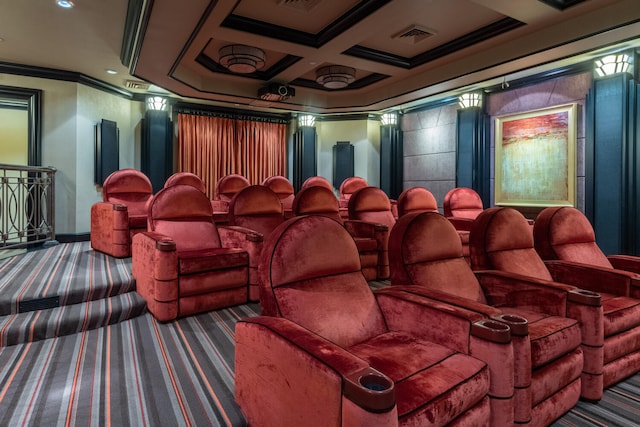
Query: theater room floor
[{"left": 0, "top": 242, "right": 638, "bottom": 426}]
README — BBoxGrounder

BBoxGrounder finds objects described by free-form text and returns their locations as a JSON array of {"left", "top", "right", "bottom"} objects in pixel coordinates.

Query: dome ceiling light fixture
[
  {"left": 315, "top": 65, "right": 356, "bottom": 89},
  {"left": 219, "top": 44, "right": 266, "bottom": 74}
]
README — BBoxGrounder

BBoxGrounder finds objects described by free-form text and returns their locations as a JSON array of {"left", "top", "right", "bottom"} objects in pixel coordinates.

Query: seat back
[
  {"left": 229, "top": 185, "right": 284, "bottom": 238},
  {"left": 164, "top": 172, "right": 206, "bottom": 194},
  {"left": 348, "top": 186, "right": 395, "bottom": 229},
  {"left": 292, "top": 186, "right": 342, "bottom": 222},
  {"left": 301, "top": 176, "right": 333, "bottom": 192},
  {"left": 215, "top": 174, "right": 250, "bottom": 202},
  {"left": 396, "top": 187, "right": 438, "bottom": 217},
  {"left": 102, "top": 169, "right": 153, "bottom": 217},
  {"left": 262, "top": 175, "right": 295, "bottom": 215},
  {"left": 470, "top": 207, "right": 553, "bottom": 281},
  {"left": 148, "top": 185, "right": 221, "bottom": 251},
  {"left": 444, "top": 187, "right": 483, "bottom": 219},
  {"left": 389, "top": 212, "right": 487, "bottom": 303},
  {"left": 259, "top": 215, "right": 387, "bottom": 348},
  {"left": 534, "top": 206, "right": 612, "bottom": 269},
  {"left": 339, "top": 176, "right": 368, "bottom": 201}
]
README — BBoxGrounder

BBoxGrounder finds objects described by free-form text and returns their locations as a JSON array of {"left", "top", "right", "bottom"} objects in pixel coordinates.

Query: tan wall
[{"left": 0, "top": 108, "right": 28, "bottom": 165}]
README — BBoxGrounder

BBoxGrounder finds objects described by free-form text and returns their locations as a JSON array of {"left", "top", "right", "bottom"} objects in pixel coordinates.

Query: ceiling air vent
[
  {"left": 124, "top": 80, "right": 150, "bottom": 90},
  {"left": 393, "top": 25, "right": 435, "bottom": 44},
  {"left": 278, "top": 0, "right": 322, "bottom": 13}
]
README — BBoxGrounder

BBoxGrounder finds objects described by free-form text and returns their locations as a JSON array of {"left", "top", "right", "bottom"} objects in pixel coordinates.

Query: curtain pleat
[{"left": 177, "top": 113, "right": 286, "bottom": 198}]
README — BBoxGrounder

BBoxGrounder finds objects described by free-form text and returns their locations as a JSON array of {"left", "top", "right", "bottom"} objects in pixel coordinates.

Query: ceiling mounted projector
[{"left": 258, "top": 83, "right": 295, "bottom": 101}]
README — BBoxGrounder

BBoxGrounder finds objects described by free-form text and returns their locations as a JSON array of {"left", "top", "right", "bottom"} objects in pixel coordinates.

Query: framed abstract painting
[{"left": 494, "top": 103, "right": 577, "bottom": 207}]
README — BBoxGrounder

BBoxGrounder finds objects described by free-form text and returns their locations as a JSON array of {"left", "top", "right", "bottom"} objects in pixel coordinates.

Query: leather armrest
[
  {"left": 218, "top": 225, "right": 263, "bottom": 243},
  {"left": 236, "top": 316, "right": 395, "bottom": 413},
  {"left": 544, "top": 259, "right": 635, "bottom": 296}
]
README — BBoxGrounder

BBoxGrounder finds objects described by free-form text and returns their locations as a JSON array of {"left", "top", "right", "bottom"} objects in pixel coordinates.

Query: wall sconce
[
  {"left": 298, "top": 115, "right": 315, "bottom": 127},
  {"left": 381, "top": 113, "right": 398, "bottom": 126},
  {"left": 595, "top": 54, "right": 631, "bottom": 77},
  {"left": 147, "top": 96, "right": 167, "bottom": 111},
  {"left": 458, "top": 92, "right": 482, "bottom": 109}
]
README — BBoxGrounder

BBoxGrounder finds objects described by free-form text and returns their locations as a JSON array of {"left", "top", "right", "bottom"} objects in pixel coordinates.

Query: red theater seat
[
  {"left": 91, "top": 169, "right": 153, "bottom": 258},
  {"left": 131, "top": 185, "right": 249, "bottom": 321},
  {"left": 338, "top": 176, "right": 368, "bottom": 219},
  {"left": 534, "top": 206, "right": 640, "bottom": 390},
  {"left": 471, "top": 207, "right": 613, "bottom": 403},
  {"left": 292, "top": 185, "right": 380, "bottom": 281},
  {"left": 390, "top": 211, "right": 589, "bottom": 425},
  {"left": 164, "top": 171, "right": 206, "bottom": 193},
  {"left": 211, "top": 174, "right": 250, "bottom": 222},
  {"left": 262, "top": 175, "right": 295, "bottom": 219},
  {"left": 217, "top": 185, "right": 285, "bottom": 301},
  {"left": 236, "top": 215, "right": 513, "bottom": 426},
  {"left": 348, "top": 186, "right": 395, "bottom": 279}
]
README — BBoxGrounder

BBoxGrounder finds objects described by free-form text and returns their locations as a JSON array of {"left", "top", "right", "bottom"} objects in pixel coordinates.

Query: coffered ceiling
[{"left": 1, "top": 0, "right": 639, "bottom": 114}]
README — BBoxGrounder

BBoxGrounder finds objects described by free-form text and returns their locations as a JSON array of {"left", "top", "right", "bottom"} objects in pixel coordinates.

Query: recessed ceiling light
[
  {"left": 56, "top": 1, "right": 75, "bottom": 9},
  {"left": 106, "top": 69, "right": 117, "bottom": 75}
]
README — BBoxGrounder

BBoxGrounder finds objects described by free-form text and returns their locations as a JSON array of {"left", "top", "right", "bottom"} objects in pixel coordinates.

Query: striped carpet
[{"left": 0, "top": 244, "right": 638, "bottom": 426}]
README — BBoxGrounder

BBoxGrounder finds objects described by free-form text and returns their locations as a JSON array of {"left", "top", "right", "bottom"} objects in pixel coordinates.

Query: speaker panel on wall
[
  {"left": 332, "top": 141, "right": 354, "bottom": 189},
  {"left": 94, "top": 119, "right": 119, "bottom": 185}
]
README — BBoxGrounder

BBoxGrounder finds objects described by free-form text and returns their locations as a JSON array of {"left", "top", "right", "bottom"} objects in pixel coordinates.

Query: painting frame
[{"left": 494, "top": 103, "right": 577, "bottom": 207}]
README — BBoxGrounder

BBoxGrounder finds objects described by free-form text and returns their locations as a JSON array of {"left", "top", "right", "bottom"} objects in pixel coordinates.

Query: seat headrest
[
  {"left": 340, "top": 176, "right": 368, "bottom": 196},
  {"left": 292, "top": 186, "right": 340, "bottom": 219},
  {"left": 444, "top": 187, "right": 483, "bottom": 217},
  {"left": 301, "top": 176, "right": 333, "bottom": 191},
  {"left": 164, "top": 172, "right": 206, "bottom": 193},
  {"left": 103, "top": 169, "right": 152, "bottom": 200},
  {"left": 230, "top": 185, "right": 283, "bottom": 216},
  {"left": 149, "top": 185, "right": 214, "bottom": 222},
  {"left": 392, "top": 212, "right": 463, "bottom": 264},
  {"left": 262, "top": 176, "right": 294, "bottom": 197},
  {"left": 215, "top": 174, "right": 250, "bottom": 200},
  {"left": 260, "top": 215, "right": 360, "bottom": 288},
  {"left": 349, "top": 187, "right": 391, "bottom": 213},
  {"left": 397, "top": 187, "right": 438, "bottom": 217},
  {"left": 472, "top": 207, "right": 533, "bottom": 253}
]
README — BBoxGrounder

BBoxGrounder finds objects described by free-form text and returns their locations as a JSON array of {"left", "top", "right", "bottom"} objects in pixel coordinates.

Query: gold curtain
[{"left": 177, "top": 113, "right": 287, "bottom": 199}]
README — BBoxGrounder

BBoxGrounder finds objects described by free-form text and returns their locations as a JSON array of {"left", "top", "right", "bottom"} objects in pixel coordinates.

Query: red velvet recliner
[
  {"left": 389, "top": 211, "right": 591, "bottom": 425},
  {"left": 262, "top": 175, "right": 295, "bottom": 219},
  {"left": 471, "top": 207, "right": 611, "bottom": 402},
  {"left": 534, "top": 206, "right": 640, "bottom": 389},
  {"left": 131, "top": 185, "right": 249, "bottom": 321},
  {"left": 211, "top": 174, "right": 250, "bottom": 223},
  {"left": 348, "top": 186, "right": 396, "bottom": 279},
  {"left": 300, "top": 175, "right": 333, "bottom": 191},
  {"left": 396, "top": 187, "right": 438, "bottom": 217},
  {"left": 338, "top": 176, "right": 368, "bottom": 219},
  {"left": 217, "top": 185, "right": 285, "bottom": 301},
  {"left": 292, "top": 185, "right": 380, "bottom": 281},
  {"left": 91, "top": 169, "right": 153, "bottom": 258},
  {"left": 236, "top": 215, "right": 515, "bottom": 426}
]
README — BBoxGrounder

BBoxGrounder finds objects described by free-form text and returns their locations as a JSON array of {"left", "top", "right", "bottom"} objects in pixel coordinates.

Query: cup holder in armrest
[
  {"left": 492, "top": 313, "right": 528, "bottom": 337},
  {"left": 471, "top": 319, "right": 511, "bottom": 343},
  {"left": 568, "top": 289, "right": 601, "bottom": 306},
  {"left": 343, "top": 367, "right": 395, "bottom": 413}
]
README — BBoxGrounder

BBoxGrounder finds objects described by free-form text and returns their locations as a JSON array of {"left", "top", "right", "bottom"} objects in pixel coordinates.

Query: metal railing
[{"left": 0, "top": 164, "right": 56, "bottom": 249}]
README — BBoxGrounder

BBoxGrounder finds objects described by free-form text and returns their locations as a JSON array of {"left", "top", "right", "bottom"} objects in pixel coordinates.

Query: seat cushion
[
  {"left": 178, "top": 247, "right": 248, "bottom": 275},
  {"left": 349, "top": 331, "right": 489, "bottom": 423},
  {"left": 500, "top": 307, "right": 582, "bottom": 368}
]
